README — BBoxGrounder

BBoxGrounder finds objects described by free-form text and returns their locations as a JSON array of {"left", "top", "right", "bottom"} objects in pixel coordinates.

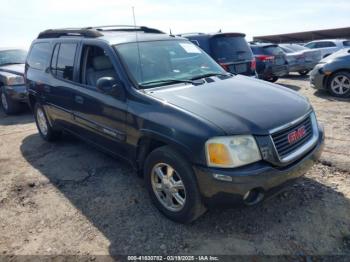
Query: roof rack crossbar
[{"left": 85, "top": 25, "right": 164, "bottom": 34}]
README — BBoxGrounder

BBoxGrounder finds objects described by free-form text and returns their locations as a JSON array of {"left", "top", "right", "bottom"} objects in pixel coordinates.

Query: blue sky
[{"left": 1, "top": 0, "right": 349, "bottom": 48}]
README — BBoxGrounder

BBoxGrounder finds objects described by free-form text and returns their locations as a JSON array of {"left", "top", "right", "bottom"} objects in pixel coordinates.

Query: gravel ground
[{"left": 0, "top": 74, "right": 349, "bottom": 258}]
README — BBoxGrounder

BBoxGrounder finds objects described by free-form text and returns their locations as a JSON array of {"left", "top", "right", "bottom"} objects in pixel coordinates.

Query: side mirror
[{"left": 96, "top": 77, "right": 118, "bottom": 94}]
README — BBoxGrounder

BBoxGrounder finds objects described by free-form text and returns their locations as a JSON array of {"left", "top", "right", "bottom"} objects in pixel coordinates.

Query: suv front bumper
[
  {"left": 193, "top": 126, "right": 324, "bottom": 206},
  {"left": 3, "top": 85, "right": 28, "bottom": 102}
]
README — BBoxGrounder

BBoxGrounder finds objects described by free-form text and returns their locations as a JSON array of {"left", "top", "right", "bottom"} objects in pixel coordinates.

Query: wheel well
[
  {"left": 136, "top": 137, "right": 166, "bottom": 176},
  {"left": 28, "top": 94, "right": 36, "bottom": 111},
  {"left": 324, "top": 69, "right": 350, "bottom": 88}
]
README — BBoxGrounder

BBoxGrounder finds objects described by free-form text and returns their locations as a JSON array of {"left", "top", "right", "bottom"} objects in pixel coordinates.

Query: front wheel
[
  {"left": 34, "top": 103, "right": 61, "bottom": 141},
  {"left": 144, "top": 146, "right": 206, "bottom": 223},
  {"left": 327, "top": 71, "right": 350, "bottom": 98},
  {"left": 0, "top": 89, "right": 21, "bottom": 115}
]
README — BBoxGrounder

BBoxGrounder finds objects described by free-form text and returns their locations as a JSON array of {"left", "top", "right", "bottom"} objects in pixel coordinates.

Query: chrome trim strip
[
  {"left": 269, "top": 110, "right": 313, "bottom": 135},
  {"left": 270, "top": 112, "right": 319, "bottom": 164}
]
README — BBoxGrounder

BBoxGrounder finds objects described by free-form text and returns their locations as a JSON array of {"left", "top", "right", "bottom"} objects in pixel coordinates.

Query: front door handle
[{"left": 75, "top": 95, "right": 84, "bottom": 104}]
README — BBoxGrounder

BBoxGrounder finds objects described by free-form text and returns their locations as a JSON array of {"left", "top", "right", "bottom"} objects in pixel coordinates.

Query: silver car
[
  {"left": 304, "top": 39, "right": 350, "bottom": 59},
  {"left": 279, "top": 44, "right": 322, "bottom": 76}
]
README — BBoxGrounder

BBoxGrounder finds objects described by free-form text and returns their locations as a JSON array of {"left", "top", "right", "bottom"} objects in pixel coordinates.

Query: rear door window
[
  {"left": 54, "top": 43, "right": 77, "bottom": 81},
  {"left": 27, "top": 43, "right": 51, "bottom": 70},
  {"left": 210, "top": 35, "right": 252, "bottom": 63}
]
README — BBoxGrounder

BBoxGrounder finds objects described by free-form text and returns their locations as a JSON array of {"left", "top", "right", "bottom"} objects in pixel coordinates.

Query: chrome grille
[{"left": 271, "top": 115, "right": 313, "bottom": 159}]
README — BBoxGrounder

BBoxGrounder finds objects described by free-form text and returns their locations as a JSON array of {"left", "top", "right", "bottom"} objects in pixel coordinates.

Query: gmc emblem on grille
[{"left": 288, "top": 126, "right": 306, "bottom": 144}]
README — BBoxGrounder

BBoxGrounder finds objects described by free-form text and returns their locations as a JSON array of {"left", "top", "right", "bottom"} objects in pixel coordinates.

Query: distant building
[{"left": 253, "top": 27, "right": 350, "bottom": 43}]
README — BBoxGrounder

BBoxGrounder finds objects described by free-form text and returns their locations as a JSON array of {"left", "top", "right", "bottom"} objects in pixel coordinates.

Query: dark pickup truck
[
  {"left": 26, "top": 26, "right": 324, "bottom": 223},
  {"left": 0, "top": 48, "right": 28, "bottom": 114}
]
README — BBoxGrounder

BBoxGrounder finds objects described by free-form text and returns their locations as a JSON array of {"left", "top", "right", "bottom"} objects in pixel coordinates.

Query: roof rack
[
  {"left": 86, "top": 25, "right": 165, "bottom": 34},
  {"left": 37, "top": 25, "right": 165, "bottom": 39},
  {"left": 38, "top": 28, "right": 103, "bottom": 39},
  {"left": 177, "top": 32, "right": 205, "bottom": 37}
]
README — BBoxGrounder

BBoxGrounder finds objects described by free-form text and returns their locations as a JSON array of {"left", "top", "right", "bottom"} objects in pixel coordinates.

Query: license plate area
[{"left": 233, "top": 63, "right": 248, "bottom": 73}]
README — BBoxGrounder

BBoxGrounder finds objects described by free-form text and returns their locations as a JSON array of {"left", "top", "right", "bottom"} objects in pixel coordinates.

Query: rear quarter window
[{"left": 27, "top": 43, "right": 51, "bottom": 70}]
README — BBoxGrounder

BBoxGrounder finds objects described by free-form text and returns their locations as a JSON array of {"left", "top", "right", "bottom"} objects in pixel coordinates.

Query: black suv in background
[
  {"left": 250, "top": 43, "right": 289, "bottom": 82},
  {"left": 180, "top": 33, "right": 256, "bottom": 77},
  {"left": 0, "top": 48, "right": 28, "bottom": 114},
  {"left": 26, "top": 26, "right": 324, "bottom": 223}
]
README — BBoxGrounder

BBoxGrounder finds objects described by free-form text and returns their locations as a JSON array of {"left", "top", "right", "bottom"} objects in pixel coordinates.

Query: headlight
[
  {"left": 205, "top": 135, "right": 261, "bottom": 168},
  {"left": 5, "top": 75, "right": 25, "bottom": 86}
]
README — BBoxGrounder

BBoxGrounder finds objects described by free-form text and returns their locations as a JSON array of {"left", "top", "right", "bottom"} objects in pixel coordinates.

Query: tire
[
  {"left": 298, "top": 70, "right": 309, "bottom": 76},
  {"left": 327, "top": 71, "right": 350, "bottom": 98},
  {"left": 0, "top": 88, "right": 21, "bottom": 115},
  {"left": 267, "top": 76, "right": 278, "bottom": 82},
  {"left": 144, "top": 146, "right": 206, "bottom": 223},
  {"left": 34, "top": 103, "right": 61, "bottom": 141}
]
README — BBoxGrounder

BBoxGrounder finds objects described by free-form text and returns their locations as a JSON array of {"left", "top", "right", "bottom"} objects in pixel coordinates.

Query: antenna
[{"left": 132, "top": 6, "right": 143, "bottom": 83}]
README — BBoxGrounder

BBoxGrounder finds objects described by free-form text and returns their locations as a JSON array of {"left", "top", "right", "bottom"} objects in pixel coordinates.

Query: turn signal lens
[
  {"left": 205, "top": 136, "right": 261, "bottom": 168},
  {"left": 207, "top": 143, "right": 233, "bottom": 166}
]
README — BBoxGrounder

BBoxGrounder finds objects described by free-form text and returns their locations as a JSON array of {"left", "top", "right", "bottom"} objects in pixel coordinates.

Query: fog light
[{"left": 213, "top": 174, "right": 232, "bottom": 182}]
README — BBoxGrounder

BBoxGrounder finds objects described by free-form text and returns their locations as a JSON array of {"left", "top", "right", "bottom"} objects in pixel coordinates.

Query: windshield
[
  {"left": 210, "top": 35, "right": 252, "bottom": 63},
  {"left": 115, "top": 40, "right": 226, "bottom": 88},
  {"left": 0, "top": 49, "right": 27, "bottom": 66}
]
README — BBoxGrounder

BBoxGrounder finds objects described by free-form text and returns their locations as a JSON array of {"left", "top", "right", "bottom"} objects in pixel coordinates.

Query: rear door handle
[{"left": 75, "top": 95, "right": 84, "bottom": 104}]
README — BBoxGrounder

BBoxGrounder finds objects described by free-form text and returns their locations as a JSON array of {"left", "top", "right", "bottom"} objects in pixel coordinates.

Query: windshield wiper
[
  {"left": 0, "top": 62, "right": 24, "bottom": 66},
  {"left": 190, "top": 72, "right": 232, "bottom": 80},
  {"left": 139, "top": 79, "right": 196, "bottom": 88}
]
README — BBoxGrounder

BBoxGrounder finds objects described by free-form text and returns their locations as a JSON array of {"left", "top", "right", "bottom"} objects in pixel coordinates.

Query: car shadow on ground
[
  {"left": 277, "top": 83, "right": 301, "bottom": 91},
  {"left": 313, "top": 89, "right": 350, "bottom": 102},
  {"left": 20, "top": 133, "right": 350, "bottom": 256},
  {"left": 0, "top": 109, "right": 34, "bottom": 126},
  {"left": 280, "top": 74, "right": 309, "bottom": 81}
]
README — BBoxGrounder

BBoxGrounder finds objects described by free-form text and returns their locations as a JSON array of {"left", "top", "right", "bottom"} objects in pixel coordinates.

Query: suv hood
[
  {"left": 0, "top": 64, "right": 25, "bottom": 76},
  {"left": 146, "top": 75, "right": 311, "bottom": 135}
]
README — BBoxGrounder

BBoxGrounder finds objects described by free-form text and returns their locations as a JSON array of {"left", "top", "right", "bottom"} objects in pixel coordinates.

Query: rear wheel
[
  {"left": 0, "top": 88, "right": 21, "bottom": 115},
  {"left": 327, "top": 71, "right": 350, "bottom": 98},
  {"left": 298, "top": 70, "right": 309, "bottom": 76},
  {"left": 144, "top": 146, "right": 206, "bottom": 223},
  {"left": 34, "top": 103, "right": 61, "bottom": 141}
]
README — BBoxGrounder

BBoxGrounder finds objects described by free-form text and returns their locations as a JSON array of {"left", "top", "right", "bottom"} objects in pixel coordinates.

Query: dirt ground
[{"left": 0, "top": 74, "right": 349, "bottom": 258}]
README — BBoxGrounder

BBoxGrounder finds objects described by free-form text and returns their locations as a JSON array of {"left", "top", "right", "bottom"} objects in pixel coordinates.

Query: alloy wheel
[
  {"left": 36, "top": 107, "right": 48, "bottom": 136},
  {"left": 151, "top": 163, "right": 186, "bottom": 212},
  {"left": 331, "top": 75, "right": 350, "bottom": 95}
]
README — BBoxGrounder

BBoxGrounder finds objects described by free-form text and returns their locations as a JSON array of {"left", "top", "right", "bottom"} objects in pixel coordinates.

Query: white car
[{"left": 304, "top": 39, "right": 350, "bottom": 58}]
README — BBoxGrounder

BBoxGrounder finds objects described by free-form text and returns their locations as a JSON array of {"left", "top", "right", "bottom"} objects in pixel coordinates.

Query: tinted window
[
  {"left": 343, "top": 41, "right": 350, "bottom": 47},
  {"left": 263, "top": 45, "right": 284, "bottom": 55},
  {"left": 0, "top": 50, "right": 27, "bottom": 66},
  {"left": 210, "top": 35, "right": 252, "bottom": 62},
  {"left": 250, "top": 46, "right": 262, "bottom": 54},
  {"left": 27, "top": 43, "right": 50, "bottom": 70},
  {"left": 252, "top": 45, "right": 283, "bottom": 55},
  {"left": 315, "top": 41, "right": 336, "bottom": 48},
  {"left": 56, "top": 43, "right": 77, "bottom": 81},
  {"left": 304, "top": 42, "right": 316, "bottom": 49}
]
